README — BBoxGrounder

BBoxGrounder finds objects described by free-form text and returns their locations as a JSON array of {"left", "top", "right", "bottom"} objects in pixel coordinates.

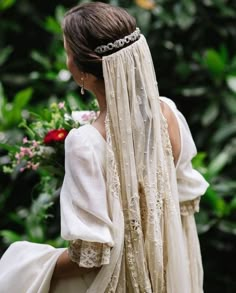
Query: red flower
[{"left": 44, "top": 129, "right": 69, "bottom": 144}]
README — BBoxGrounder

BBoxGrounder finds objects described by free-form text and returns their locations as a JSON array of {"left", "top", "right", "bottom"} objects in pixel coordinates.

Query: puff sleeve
[
  {"left": 160, "top": 97, "right": 209, "bottom": 216},
  {"left": 60, "top": 128, "right": 114, "bottom": 268}
]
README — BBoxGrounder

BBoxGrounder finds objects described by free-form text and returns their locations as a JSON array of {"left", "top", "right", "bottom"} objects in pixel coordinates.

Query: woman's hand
[{"left": 51, "top": 250, "right": 101, "bottom": 280}]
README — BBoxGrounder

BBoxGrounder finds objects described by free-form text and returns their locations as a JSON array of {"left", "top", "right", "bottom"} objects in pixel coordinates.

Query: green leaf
[
  {"left": 6, "top": 88, "right": 33, "bottom": 125},
  {"left": 204, "top": 188, "right": 227, "bottom": 217},
  {"left": 192, "top": 152, "right": 208, "bottom": 175},
  {"left": 226, "top": 76, "right": 236, "bottom": 93},
  {"left": 0, "top": 46, "right": 13, "bottom": 66},
  {"left": 218, "top": 220, "right": 236, "bottom": 235},
  {"left": 175, "top": 6, "right": 195, "bottom": 30},
  {"left": 135, "top": 9, "right": 152, "bottom": 33},
  {"left": 66, "top": 93, "right": 87, "bottom": 110},
  {"left": 27, "top": 225, "right": 44, "bottom": 242},
  {"left": 0, "top": 83, "right": 6, "bottom": 122},
  {"left": 43, "top": 16, "right": 62, "bottom": 34},
  {"left": 13, "top": 87, "right": 33, "bottom": 110},
  {"left": 0, "top": 142, "right": 19, "bottom": 152},
  {"left": 2, "top": 165, "right": 13, "bottom": 173},
  {"left": 224, "top": 93, "right": 236, "bottom": 114},
  {"left": 31, "top": 51, "right": 51, "bottom": 69},
  {"left": 208, "top": 151, "right": 229, "bottom": 177},
  {"left": 231, "top": 56, "right": 236, "bottom": 70},
  {"left": 203, "top": 49, "right": 225, "bottom": 79},
  {"left": 0, "top": 0, "right": 15, "bottom": 11},
  {"left": 55, "top": 5, "right": 66, "bottom": 24},
  {"left": 0, "top": 230, "right": 21, "bottom": 244},
  {"left": 202, "top": 102, "right": 219, "bottom": 126},
  {"left": 181, "top": 87, "right": 206, "bottom": 97},
  {"left": 229, "top": 197, "right": 236, "bottom": 212},
  {"left": 213, "top": 123, "right": 236, "bottom": 143},
  {"left": 182, "top": 0, "right": 197, "bottom": 15},
  {"left": 192, "top": 152, "right": 207, "bottom": 167},
  {"left": 195, "top": 210, "right": 217, "bottom": 234},
  {"left": 45, "top": 71, "right": 57, "bottom": 80},
  {"left": 219, "top": 45, "right": 229, "bottom": 64},
  {"left": 214, "top": 180, "right": 236, "bottom": 196},
  {"left": 18, "top": 120, "right": 36, "bottom": 139}
]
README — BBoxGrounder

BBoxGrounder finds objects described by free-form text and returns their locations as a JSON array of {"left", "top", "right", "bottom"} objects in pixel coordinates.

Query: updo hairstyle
[{"left": 63, "top": 2, "right": 136, "bottom": 79}]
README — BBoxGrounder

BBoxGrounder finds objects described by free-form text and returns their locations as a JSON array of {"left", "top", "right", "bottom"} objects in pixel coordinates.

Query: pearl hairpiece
[{"left": 94, "top": 28, "right": 140, "bottom": 54}]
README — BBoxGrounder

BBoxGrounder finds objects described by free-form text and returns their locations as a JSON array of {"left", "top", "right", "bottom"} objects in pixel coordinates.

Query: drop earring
[{"left": 80, "top": 77, "right": 85, "bottom": 95}]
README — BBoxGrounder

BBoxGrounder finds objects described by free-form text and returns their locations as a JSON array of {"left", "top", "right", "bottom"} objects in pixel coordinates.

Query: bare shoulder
[{"left": 160, "top": 99, "right": 181, "bottom": 165}]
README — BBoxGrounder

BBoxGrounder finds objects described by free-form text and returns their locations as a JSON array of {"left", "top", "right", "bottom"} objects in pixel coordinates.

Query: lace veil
[{"left": 88, "top": 34, "right": 191, "bottom": 292}]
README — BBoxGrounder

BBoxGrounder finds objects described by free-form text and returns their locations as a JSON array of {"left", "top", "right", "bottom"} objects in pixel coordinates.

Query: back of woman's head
[{"left": 63, "top": 2, "right": 136, "bottom": 79}]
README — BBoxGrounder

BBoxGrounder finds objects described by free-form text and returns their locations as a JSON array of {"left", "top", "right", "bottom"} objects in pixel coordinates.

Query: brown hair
[{"left": 63, "top": 2, "right": 136, "bottom": 79}]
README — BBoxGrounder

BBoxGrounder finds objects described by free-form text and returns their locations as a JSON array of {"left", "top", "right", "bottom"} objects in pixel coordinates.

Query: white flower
[
  {"left": 37, "top": 146, "right": 55, "bottom": 158},
  {"left": 64, "top": 113, "right": 72, "bottom": 121},
  {"left": 58, "top": 70, "right": 71, "bottom": 81}
]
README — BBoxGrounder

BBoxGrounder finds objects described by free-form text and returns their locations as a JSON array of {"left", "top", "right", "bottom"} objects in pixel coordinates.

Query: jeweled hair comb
[{"left": 94, "top": 27, "right": 140, "bottom": 54}]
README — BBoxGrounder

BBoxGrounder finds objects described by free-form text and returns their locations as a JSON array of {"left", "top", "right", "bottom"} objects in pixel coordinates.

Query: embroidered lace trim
[
  {"left": 180, "top": 197, "right": 201, "bottom": 216},
  {"left": 68, "top": 239, "right": 111, "bottom": 268}
]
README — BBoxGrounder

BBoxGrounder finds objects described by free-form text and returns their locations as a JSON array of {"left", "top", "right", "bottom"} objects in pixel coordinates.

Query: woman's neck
[
  {"left": 93, "top": 80, "right": 107, "bottom": 119},
  {"left": 91, "top": 81, "right": 107, "bottom": 140}
]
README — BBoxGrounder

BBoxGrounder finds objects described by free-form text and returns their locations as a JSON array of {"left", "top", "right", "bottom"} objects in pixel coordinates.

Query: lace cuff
[
  {"left": 68, "top": 240, "right": 112, "bottom": 268},
  {"left": 180, "top": 197, "right": 201, "bottom": 216}
]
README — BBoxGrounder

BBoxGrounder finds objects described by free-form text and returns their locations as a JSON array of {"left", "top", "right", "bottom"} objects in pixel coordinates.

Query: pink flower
[
  {"left": 20, "top": 147, "right": 27, "bottom": 156},
  {"left": 58, "top": 102, "right": 65, "bottom": 109},
  {"left": 23, "top": 137, "right": 28, "bottom": 144},
  {"left": 81, "top": 113, "right": 89, "bottom": 121},
  {"left": 32, "top": 140, "right": 38, "bottom": 148},
  {"left": 71, "top": 111, "right": 98, "bottom": 125},
  {"left": 20, "top": 167, "right": 25, "bottom": 172},
  {"left": 20, "top": 147, "right": 34, "bottom": 158},
  {"left": 31, "top": 163, "right": 39, "bottom": 170},
  {"left": 26, "top": 162, "right": 32, "bottom": 169}
]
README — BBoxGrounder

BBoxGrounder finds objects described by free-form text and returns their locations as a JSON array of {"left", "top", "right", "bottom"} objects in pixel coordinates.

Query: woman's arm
[
  {"left": 160, "top": 100, "right": 181, "bottom": 165},
  {"left": 52, "top": 250, "right": 101, "bottom": 280}
]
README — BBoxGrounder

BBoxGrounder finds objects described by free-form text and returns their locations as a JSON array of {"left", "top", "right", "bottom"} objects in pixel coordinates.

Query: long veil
[{"left": 87, "top": 35, "right": 191, "bottom": 292}]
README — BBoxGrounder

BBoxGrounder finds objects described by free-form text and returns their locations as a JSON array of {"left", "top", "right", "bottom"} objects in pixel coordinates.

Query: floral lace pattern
[
  {"left": 93, "top": 34, "right": 203, "bottom": 292},
  {"left": 68, "top": 239, "right": 111, "bottom": 268},
  {"left": 102, "top": 113, "right": 124, "bottom": 293},
  {"left": 180, "top": 197, "right": 200, "bottom": 216}
]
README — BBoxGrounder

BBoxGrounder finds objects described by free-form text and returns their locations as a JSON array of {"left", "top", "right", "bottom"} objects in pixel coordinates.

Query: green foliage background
[{"left": 0, "top": 0, "right": 235, "bottom": 292}]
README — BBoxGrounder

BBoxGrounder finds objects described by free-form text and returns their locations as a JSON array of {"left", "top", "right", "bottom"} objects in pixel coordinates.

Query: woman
[{"left": 0, "top": 2, "right": 208, "bottom": 292}]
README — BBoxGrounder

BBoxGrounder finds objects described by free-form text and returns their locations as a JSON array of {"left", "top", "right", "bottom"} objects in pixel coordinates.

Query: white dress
[{"left": 0, "top": 97, "right": 209, "bottom": 293}]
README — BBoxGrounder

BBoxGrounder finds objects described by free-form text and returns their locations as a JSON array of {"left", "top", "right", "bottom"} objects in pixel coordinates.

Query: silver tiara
[{"left": 94, "top": 28, "right": 140, "bottom": 54}]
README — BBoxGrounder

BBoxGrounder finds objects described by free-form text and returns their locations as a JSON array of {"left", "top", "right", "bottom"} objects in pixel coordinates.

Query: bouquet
[
  {"left": 0, "top": 101, "right": 98, "bottom": 246},
  {"left": 3, "top": 101, "right": 98, "bottom": 178}
]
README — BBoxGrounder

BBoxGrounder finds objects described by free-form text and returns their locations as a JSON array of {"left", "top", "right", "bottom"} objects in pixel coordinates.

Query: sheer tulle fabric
[{"left": 88, "top": 35, "right": 192, "bottom": 292}]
